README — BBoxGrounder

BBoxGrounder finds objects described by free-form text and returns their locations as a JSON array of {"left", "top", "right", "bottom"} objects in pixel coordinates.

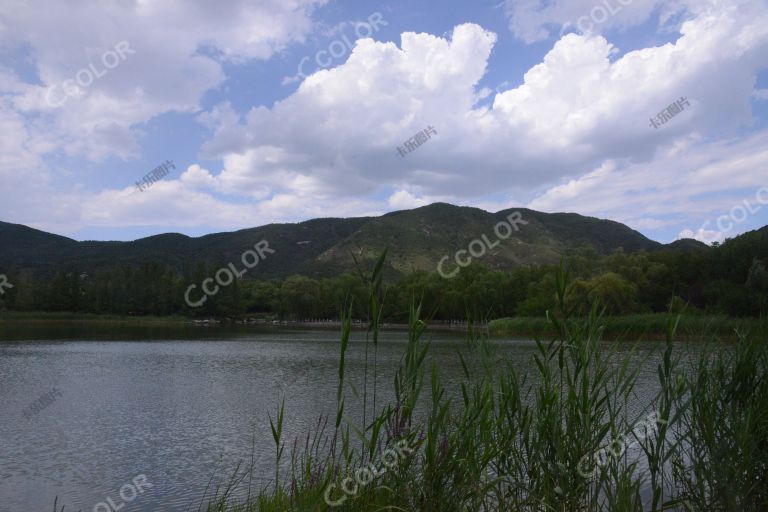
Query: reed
[{"left": 205, "top": 259, "right": 767, "bottom": 511}]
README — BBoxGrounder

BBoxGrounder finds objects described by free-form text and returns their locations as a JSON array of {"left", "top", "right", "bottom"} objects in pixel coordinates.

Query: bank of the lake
[
  {"left": 3, "top": 311, "right": 762, "bottom": 340},
  {"left": 2, "top": 314, "right": 765, "bottom": 511},
  {"left": 489, "top": 313, "right": 766, "bottom": 340},
  {"left": 0, "top": 311, "right": 477, "bottom": 333},
  {"left": 0, "top": 326, "right": 476, "bottom": 511},
  {"left": 0, "top": 311, "right": 187, "bottom": 324},
  {"left": 199, "top": 308, "right": 767, "bottom": 512}
]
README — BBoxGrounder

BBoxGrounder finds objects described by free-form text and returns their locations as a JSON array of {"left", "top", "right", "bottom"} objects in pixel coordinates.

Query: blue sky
[{"left": 0, "top": 0, "right": 767, "bottom": 244}]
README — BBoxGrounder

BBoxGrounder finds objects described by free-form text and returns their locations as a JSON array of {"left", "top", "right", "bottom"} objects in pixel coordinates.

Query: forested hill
[{"left": 0, "top": 203, "right": 703, "bottom": 279}]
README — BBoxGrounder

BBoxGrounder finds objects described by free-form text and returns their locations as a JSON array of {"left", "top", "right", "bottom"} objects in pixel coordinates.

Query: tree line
[{"left": 1, "top": 234, "right": 767, "bottom": 320}]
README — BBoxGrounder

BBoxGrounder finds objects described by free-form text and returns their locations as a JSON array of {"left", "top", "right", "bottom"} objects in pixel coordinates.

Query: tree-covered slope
[{"left": 0, "top": 203, "right": 703, "bottom": 279}]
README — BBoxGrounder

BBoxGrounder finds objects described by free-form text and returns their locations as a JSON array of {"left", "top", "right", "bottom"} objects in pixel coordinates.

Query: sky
[{"left": 0, "top": 0, "right": 767, "bottom": 244}]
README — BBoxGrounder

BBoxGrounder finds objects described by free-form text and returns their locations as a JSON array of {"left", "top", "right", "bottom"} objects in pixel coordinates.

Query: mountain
[{"left": 0, "top": 203, "right": 706, "bottom": 279}]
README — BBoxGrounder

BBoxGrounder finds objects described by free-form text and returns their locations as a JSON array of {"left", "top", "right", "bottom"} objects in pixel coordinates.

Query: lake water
[{"left": 0, "top": 323, "right": 704, "bottom": 512}]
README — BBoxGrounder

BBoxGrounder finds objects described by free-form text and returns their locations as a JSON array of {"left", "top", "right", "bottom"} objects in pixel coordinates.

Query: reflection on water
[{"left": 0, "top": 323, "right": 703, "bottom": 512}]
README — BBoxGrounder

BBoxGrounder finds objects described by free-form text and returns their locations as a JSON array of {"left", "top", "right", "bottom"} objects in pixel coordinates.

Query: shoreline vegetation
[
  {"left": 488, "top": 314, "right": 767, "bottom": 341},
  {"left": 3, "top": 227, "right": 767, "bottom": 325},
  {"left": 2, "top": 311, "right": 762, "bottom": 341},
  {"left": 42, "top": 257, "right": 768, "bottom": 511},
  {"left": 189, "top": 258, "right": 768, "bottom": 511}
]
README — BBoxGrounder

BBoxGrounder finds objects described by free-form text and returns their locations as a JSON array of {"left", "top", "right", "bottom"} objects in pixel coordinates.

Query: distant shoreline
[
  {"left": 0, "top": 312, "right": 476, "bottom": 332},
  {"left": 489, "top": 314, "right": 763, "bottom": 341},
  {"left": 0, "top": 311, "right": 760, "bottom": 341},
  {"left": 0, "top": 312, "right": 187, "bottom": 324}
]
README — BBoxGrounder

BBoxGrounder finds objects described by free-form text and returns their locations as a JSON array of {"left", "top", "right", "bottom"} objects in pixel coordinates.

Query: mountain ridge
[{"left": 0, "top": 203, "right": 708, "bottom": 279}]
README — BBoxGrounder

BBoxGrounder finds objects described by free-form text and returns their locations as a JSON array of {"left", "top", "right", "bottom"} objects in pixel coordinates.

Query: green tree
[
  {"left": 567, "top": 272, "right": 639, "bottom": 316},
  {"left": 746, "top": 259, "right": 768, "bottom": 315}
]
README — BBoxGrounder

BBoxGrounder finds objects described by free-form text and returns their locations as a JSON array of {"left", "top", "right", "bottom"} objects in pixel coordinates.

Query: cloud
[
  {"left": 79, "top": 179, "right": 384, "bottom": 232},
  {"left": 2, "top": 0, "right": 768, "bottom": 242},
  {"left": 528, "top": 131, "right": 768, "bottom": 240},
  {"left": 677, "top": 226, "right": 723, "bottom": 244},
  {"left": 503, "top": 0, "right": 711, "bottom": 44},
  {"left": 630, "top": 218, "right": 679, "bottom": 230},
  {"left": 196, "top": 2, "right": 768, "bottom": 204},
  {"left": 0, "top": 0, "right": 326, "bottom": 161},
  {"left": 0, "top": 0, "right": 328, "bottom": 233},
  {"left": 199, "top": 23, "right": 499, "bottom": 201},
  {"left": 387, "top": 190, "right": 450, "bottom": 209}
]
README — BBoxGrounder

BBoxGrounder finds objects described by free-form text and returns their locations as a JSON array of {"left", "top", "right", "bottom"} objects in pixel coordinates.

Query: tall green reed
[{"left": 204, "top": 257, "right": 766, "bottom": 512}]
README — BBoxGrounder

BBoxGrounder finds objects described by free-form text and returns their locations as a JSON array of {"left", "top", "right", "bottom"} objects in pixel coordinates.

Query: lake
[{"left": 0, "top": 323, "right": 704, "bottom": 512}]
